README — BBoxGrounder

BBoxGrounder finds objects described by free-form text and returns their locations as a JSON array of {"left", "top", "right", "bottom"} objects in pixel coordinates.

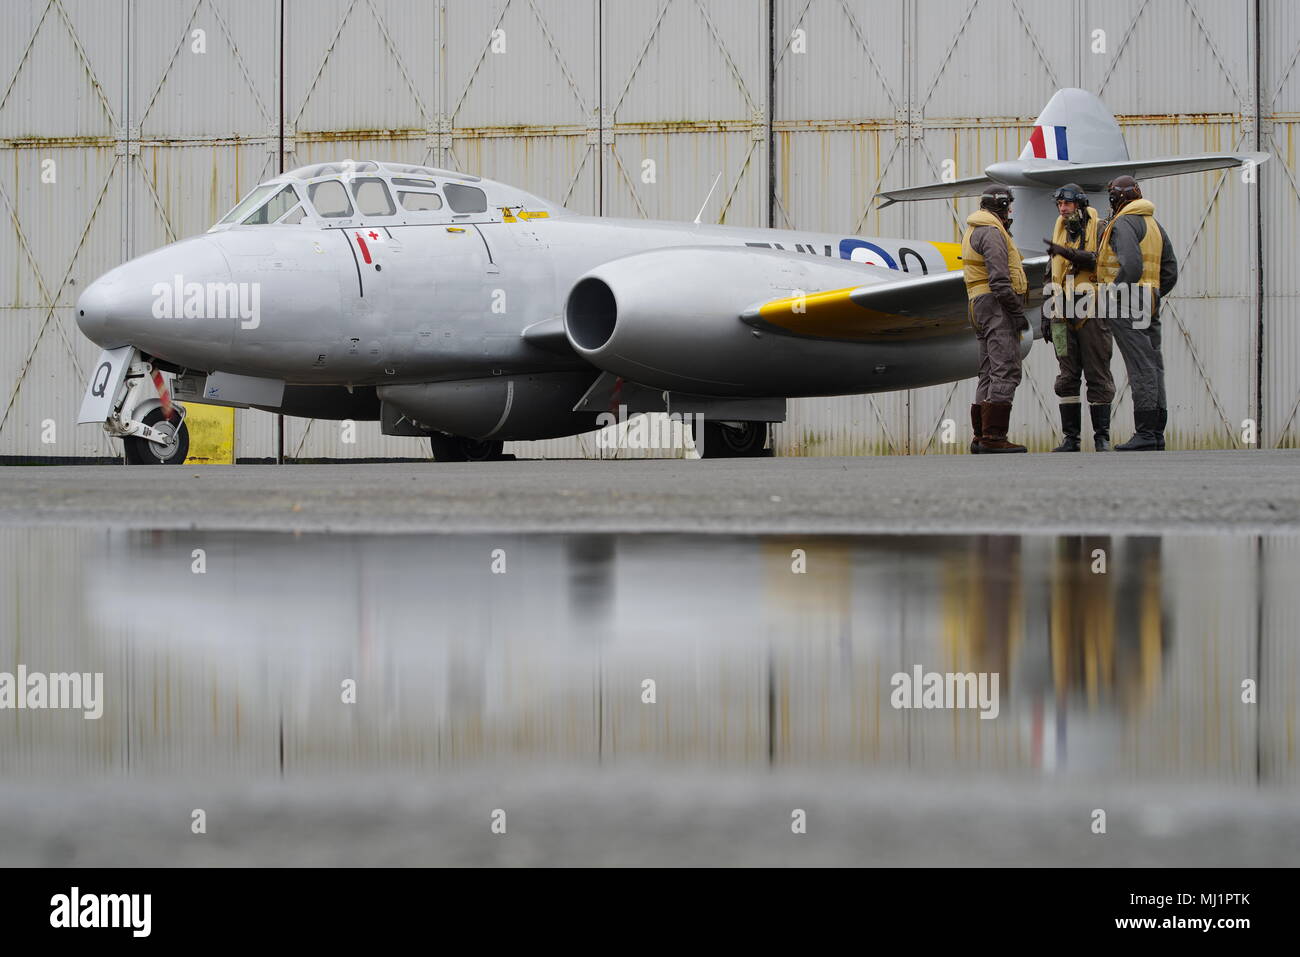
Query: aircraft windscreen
[
  {"left": 240, "top": 185, "right": 300, "bottom": 224},
  {"left": 217, "top": 184, "right": 278, "bottom": 225}
]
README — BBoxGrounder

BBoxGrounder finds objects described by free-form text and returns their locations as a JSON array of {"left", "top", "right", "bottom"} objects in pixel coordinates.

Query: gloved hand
[
  {"left": 1041, "top": 318, "right": 1051, "bottom": 341},
  {"left": 1014, "top": 311, "right": 1029, "bottom": 333},
  {"left": 1044, "top": 240, "right": 1079, "bottom": 263}
]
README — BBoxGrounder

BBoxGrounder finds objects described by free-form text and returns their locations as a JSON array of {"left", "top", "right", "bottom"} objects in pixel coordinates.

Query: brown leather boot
[
  {"left": 969, "top": 404, "right": 983, "bottom": 454},
  {"left": 977, "top": 402, "right": 1027, "bottom": 453}
]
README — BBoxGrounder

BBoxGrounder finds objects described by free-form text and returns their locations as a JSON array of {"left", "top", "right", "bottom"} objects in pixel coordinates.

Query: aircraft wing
[
  {"left": 740, "top": 256, "right": 1050, "bottom": 341},
  {"left": 986, "top": 152, "right": 1269, "bottom": 190},
  {"left": 874, "top": 176, "right": 991, "bottom": 208},
  {"left": 879, "top": 153, "right": 1269, "bottom": 207}
]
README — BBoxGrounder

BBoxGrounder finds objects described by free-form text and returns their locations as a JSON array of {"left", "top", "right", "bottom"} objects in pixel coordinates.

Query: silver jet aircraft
[{"left": 75, "top": 89, "right": 1263, "bottom": 462}]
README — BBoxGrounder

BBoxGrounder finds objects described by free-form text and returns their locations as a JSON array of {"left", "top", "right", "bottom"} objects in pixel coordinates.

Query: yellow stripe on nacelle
[
  {"left": 759, "top": 287, "right": 859, "bottom": 321},
  {"left": 746, "top": 251, "right": 1046, "bottom": 342},
  {"left": 755, "top": 286, "right": 959, "bottom": 341}
]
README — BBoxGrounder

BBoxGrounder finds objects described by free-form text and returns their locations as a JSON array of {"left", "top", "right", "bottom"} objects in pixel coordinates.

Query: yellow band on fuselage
[{"left": 933, "top": 241, "right": 963, "bottom": 272}]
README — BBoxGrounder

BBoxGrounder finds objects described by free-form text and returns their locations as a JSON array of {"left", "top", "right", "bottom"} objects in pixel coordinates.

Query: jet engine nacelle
[
  {"left": 563, "top": 245, "right": 908, "bottom": 397},
  {"left": 378, "top": 371, "right": 602, "bottom": 441}
]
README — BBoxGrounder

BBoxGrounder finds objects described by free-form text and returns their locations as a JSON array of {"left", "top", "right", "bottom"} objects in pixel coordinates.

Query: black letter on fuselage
[{"left": 899, "top": 247, "right": 928, "bottom": 275}]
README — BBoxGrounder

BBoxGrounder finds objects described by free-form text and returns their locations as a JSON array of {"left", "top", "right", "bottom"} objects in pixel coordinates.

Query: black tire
[
  {"left": 123, "top": 407, "right": 189, "bottom": 465},
  {"left": 429, "top": 433, "right": 504, "bottom": 462},
  {"left": 694, "top": 420, "right": 768, "bottom": 458}
]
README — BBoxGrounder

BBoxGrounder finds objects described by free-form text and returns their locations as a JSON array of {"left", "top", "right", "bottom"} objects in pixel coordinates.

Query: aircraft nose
[
  {"left": 75, "top": 238, "right": 234, "bottom": 354},
  {"left": 75, "top": 274, "right": 125, "bottom": 348}
]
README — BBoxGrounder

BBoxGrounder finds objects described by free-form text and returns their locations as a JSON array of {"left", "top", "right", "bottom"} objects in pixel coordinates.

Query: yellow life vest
[
  {"left": 961, "top": 209, "right": 1027, "bottom": 301},
  {"left": 1050, "top": 206, "right": 1099, "bottom": 287},
  {"left": 1096, "top": 198, "right": 1163, "bottom": 289}
]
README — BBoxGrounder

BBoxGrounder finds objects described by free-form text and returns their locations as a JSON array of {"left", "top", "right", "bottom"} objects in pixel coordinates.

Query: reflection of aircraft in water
[
  {"left": 79, "top": 530, "right": 1179, "bottom": 772},
  {"left": 74, "top": 89, "right": 1261, "bottom": 462}
]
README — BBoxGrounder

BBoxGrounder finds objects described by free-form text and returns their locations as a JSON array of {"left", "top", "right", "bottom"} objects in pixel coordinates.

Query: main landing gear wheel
[
  {"left": 693, "top": 420, "right": 769, "bottom": 459},
  {"left": 429, "top": 433, "right": 505, "bottom": 462},
  {"left": 123, "top": 407, "right": 189, "bottom": 465}
]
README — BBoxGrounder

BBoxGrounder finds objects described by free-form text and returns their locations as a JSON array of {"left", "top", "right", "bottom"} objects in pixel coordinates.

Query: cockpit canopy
[{"left": 210, "top": 160, "right": 554, "bottom": 230}]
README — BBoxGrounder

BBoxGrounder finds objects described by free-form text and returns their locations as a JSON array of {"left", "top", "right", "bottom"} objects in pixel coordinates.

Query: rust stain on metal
[
  {"left": 0, "top": 136, "right": 116, "bottom": 148},
  {"left": 1117, "top": 113, "right": 1242, "bottom": 126}
]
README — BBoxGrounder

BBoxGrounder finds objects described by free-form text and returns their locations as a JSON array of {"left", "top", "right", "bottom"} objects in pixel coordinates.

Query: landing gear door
[{"left": 77, "top": 346, "right": 134, "bottom": 423}]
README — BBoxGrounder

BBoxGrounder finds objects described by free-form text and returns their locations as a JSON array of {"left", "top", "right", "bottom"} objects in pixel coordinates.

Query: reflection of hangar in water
[{"left": 0, "top": 527, "right": 1293, "bottom": 788}]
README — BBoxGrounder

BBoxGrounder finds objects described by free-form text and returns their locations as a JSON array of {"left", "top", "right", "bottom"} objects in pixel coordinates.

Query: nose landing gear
[
  {"left": 79, "top": 347, "right": 191, "bottom": 465},
  {"left": 123, "top": 406, "right": 190, "bottom": 465}
]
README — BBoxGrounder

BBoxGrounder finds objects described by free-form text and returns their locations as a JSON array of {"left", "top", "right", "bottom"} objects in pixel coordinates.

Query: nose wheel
[{"left": 123, "top": 407, "right": 190, "bottom": 465}]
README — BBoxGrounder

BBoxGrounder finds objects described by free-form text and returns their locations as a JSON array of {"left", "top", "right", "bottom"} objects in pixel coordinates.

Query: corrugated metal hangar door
[
  {"left": 1, "top": 1, "right": 128, "bottom": 461},
  {"left": 1, "top": 0, "right": 1296, "bottom": 460}
]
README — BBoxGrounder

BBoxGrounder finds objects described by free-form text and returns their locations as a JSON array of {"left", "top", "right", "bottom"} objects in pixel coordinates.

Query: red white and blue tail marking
[{"left": 1022, "top": 125, "right": 1069, "bottom": 161}]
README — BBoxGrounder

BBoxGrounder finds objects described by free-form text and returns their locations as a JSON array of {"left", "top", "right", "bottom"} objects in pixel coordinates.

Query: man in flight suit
[
  {"left": 962, "top": 185, "right": 1029, "bottom": 453},
  {"left": 1094, "top": 175, "right": 1178, "bottom": 451},
  {"left": 1042, "top": 183, "right": 1114, "bottom": 451}
]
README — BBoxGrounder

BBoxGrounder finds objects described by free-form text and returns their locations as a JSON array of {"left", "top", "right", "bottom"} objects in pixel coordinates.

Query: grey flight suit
[
  {"left": 969, "top": 225, "right": 1027, "bottom": 405},
  {"left": 1096, "top": 214, "right": 1178, "bottom": 411}
]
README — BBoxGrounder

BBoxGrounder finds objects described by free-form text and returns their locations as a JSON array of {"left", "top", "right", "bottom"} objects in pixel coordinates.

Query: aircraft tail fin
[
  {"left": 1017, "top": 87, "right": 1128, "bottom": 165},
  {"left": 877, "top": 88, "right": 1128, "bottom": 208},
  {"left": 874, "top": 88, "right": 1265, "bottom": 256}
]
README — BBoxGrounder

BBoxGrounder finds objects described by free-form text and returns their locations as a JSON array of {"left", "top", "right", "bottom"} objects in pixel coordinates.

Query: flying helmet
[
  {"left": 979, "top": 185, "right": 1014, "bottom": 221},
  {"left": 1107, "top": 175, "right": 1142, "bottom": 209},
  {"left": 1053, "top": 183, "right": 1088, "bottom": 208}
]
